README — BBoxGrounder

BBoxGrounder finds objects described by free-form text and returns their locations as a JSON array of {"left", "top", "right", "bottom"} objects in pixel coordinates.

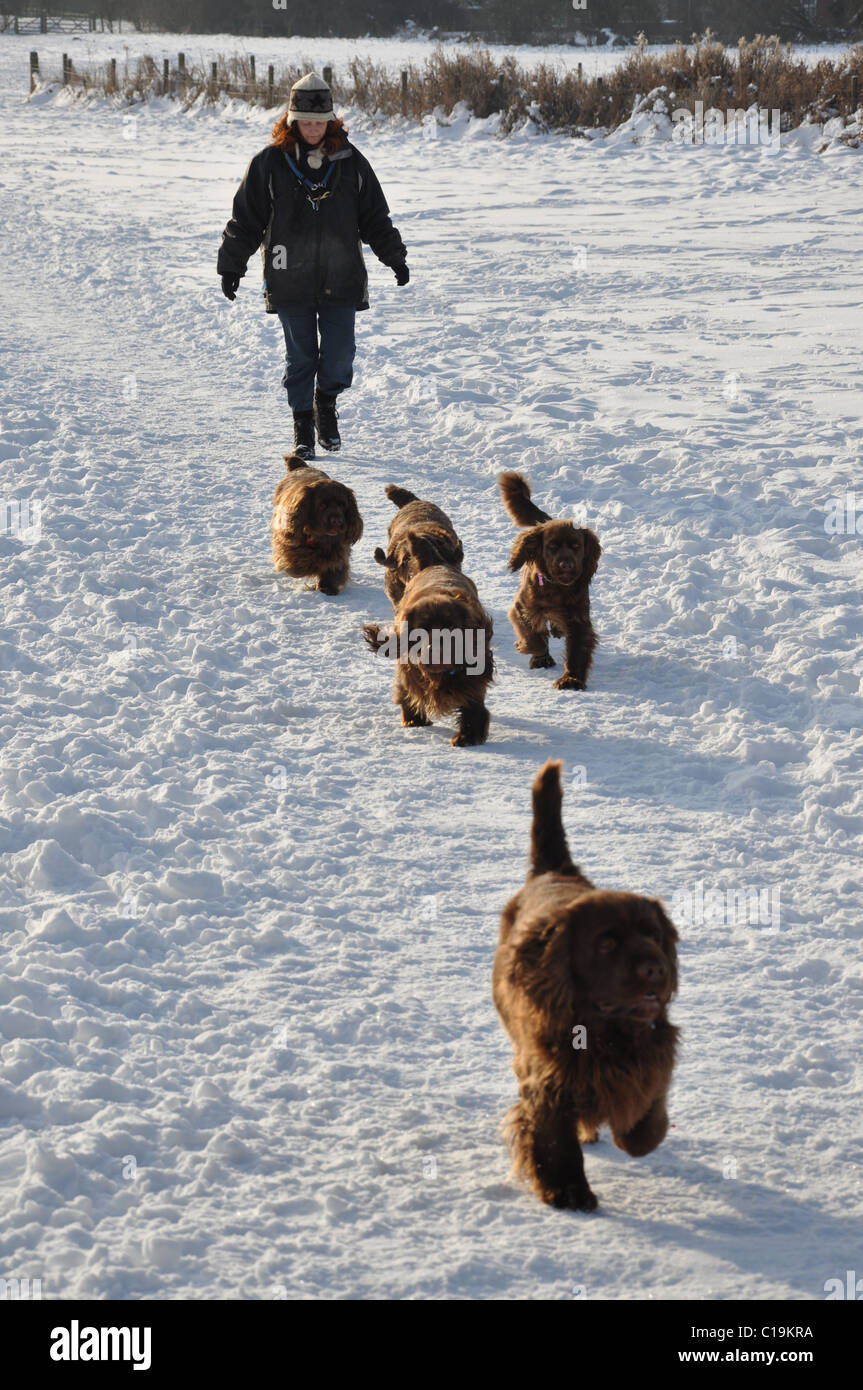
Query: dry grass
[
  {"left": 48, "top": 37, "right": 863, "bottom": 129},
  {"left": 57, "top": 52, "right": 306, "bottom": 105}
]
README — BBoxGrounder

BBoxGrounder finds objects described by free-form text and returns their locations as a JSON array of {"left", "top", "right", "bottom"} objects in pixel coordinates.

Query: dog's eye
[{"left": 596, "top": 934, "right": 617, "bottom": 955}]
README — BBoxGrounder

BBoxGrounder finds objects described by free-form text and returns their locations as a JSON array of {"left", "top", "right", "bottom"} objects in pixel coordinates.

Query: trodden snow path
[{"left": 0, "top": 81, "right": 862, "bottom": 1300}]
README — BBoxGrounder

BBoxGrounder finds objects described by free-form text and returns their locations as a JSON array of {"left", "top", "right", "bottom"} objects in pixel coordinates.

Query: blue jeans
[{"left": 277, "top": 306, "right": 356, "bottom": 413}]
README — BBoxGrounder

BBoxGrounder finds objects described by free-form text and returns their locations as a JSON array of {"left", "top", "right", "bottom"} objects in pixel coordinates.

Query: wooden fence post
[
  {"left": 323, "top": 64, "right": 332, "bottom": 89},
  {"left": 29, "top": 51, "right": 39, "bottom": 92},
  {"left": 577, "top": 62, "right": 582, "bottom": 82},
  {"left": 163, "top": 57, "right": 169, "bottom": 94},
  {"left": 109, "top": 57, "right": 117, "bottom": 91},
  {"left": 178, "top": 52, "right": 185, "bottom": 88},
  {"left": 852, "top": 74, "right": 860, "bottom": 111},
  {"left": 210, "top": 61, "right": 218, "bottom": 99},
  {"left": 62, "top": 53, "right": 70, "bottom": 85},
  {"left": 249, "top": 54, "right": 256, "bottom": 96},
  {"left": 400, "top": 69, "right": 408, "bottom": 116},
  {"left": 268, "top": 63, "right": 274, "bottom": 107}
]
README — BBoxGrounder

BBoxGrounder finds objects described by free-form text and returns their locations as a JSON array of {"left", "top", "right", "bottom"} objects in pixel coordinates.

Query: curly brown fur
[
  {"left": 499, "top": 471, "right": 601, "bottom": 691},
  {"left": 492, "top": 761, "right": 679, "bottom": 1211},
  {"left": 373, "top": 484, "right": 465, "bottom": 609},
  {"left": 364, "top": 564, "right": 494, "bottom": 747},
  {"left": 272, "top": 455, "right": 363, "bottom": 595}
]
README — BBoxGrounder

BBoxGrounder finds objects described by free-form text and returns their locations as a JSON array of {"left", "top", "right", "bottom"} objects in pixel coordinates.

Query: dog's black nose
[{"left": 636, "top": 957, "right": 667, "bottom": 984}]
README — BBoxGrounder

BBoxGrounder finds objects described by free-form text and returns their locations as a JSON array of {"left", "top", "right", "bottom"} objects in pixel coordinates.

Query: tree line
[{"left": 10, "top": 0, "right": 863, "bottom": 42}]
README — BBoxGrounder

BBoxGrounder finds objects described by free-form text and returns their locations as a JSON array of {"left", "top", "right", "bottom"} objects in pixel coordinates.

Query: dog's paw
[
  {"left": 317, "top": 580, "right": 341, "bottom": 596},
  {"left": 402, "top": 711, "right": 431, "bottom": 728},
  {"left": 554, "top": 673, "right": 585, "bottom": 691},
  {"left": 529, "top": 654, "right": 556, "bottom": 670},
  {"left": 612, "top": 1116, "right": 667, "bottom": 1157},
  {"left": 548, "top": 1184, "right": 599, "bottom": 1213},
  {"left": 451, "top": 731, "right": 483, "bottom": 747}
]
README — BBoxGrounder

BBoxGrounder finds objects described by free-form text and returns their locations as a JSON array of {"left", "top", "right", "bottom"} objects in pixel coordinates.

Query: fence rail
[
  {"left": 4, "top": 11, "right": 117, "bottom": 33},
  {"left": 27, "top": 52, "right": 356, "bottom": 107},
  {"left": 30, "top": 52, "right": 302, "bottom": 104}
]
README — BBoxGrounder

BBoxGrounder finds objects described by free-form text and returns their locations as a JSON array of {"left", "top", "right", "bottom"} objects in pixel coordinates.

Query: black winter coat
[{"left": 217, "top": 140, "right": 406, "bottom": 313}]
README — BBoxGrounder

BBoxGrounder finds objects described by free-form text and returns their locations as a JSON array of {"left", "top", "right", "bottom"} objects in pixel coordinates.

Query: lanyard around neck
[{"left": 284, "top": 150, "right": 335, "bottom": 211}]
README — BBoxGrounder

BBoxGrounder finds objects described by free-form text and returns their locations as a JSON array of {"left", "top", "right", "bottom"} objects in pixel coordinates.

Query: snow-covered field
[{"left": 1, "top": 39, "right": 862, "bottom": 1301}]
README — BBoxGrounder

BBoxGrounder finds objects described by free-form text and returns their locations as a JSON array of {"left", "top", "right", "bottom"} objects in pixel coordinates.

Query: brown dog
[
  {"left": 373, "top": 485, "right": 464, "bottom": 609},
  {"left": 364, "top": 550, "right": 494, "bottom": 747},
  {"left": 271, "top": 456, "right": 363, "bottom": 595},
  {"left": 492, "top": 761, "right": 679, "bottom": 1211},
  {"left": 499, "top": 472, "right": 601, "bottom": 691}
]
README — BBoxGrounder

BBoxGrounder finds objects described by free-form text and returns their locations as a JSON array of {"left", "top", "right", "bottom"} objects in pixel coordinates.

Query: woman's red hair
[{"left": 270, "top": 115, "right": 349, "bottom": 155}]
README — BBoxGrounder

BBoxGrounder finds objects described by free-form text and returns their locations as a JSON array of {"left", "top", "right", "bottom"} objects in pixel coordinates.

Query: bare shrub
[{"left": 44, "top": 38, "right": 863, "bottom": 130}]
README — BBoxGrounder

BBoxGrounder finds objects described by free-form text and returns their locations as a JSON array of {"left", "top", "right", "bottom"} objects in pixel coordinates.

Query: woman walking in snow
[{"left": 218, "top": 71, "right": 409, "bottom": 459}]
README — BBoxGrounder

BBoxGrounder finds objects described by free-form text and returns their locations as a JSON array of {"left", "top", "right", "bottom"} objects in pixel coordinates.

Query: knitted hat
[{"left": 287, "top": 71, "right": 334, "bottom": 123}]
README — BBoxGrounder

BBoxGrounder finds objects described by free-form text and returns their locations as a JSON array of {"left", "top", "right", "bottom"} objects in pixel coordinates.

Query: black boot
[
  {"left": 314, "top": 390, "right": 341, "bottom": 452},
  {"left": 292, "top": 410, "right": 315, "bottom": 461}
]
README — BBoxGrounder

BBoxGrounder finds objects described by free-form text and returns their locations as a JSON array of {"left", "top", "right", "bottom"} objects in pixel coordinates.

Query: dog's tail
[
  {"left": 362, "top": 623, "right": 389, "bottom": 654},
  {"left": 284, "top": 454, "right": 312, "bottom": 473},
  {"left": 529, "top": 760, "right": 579, "bottom": 878},
  {"left": 499, "top": 472, "right": 552, "bottom": 528},
  {"left": 373, "top": 546, "right": 396, "bottom": 569},
  {"left": 385, "top": 484, "right": 419, "bottom": 509}
]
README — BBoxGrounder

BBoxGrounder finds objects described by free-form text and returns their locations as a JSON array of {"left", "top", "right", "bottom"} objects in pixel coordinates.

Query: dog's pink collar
[{"left": 536, "top": 570, "right": 546, "bottom": 587}]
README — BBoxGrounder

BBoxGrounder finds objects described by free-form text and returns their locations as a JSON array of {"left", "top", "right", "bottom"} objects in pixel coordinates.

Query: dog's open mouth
[
  {"left": 628, "top": 993, "right": 662, "bottom": 1021},
  {"left": 596, "top": 993, "right": 663, "bottom": 1022}
]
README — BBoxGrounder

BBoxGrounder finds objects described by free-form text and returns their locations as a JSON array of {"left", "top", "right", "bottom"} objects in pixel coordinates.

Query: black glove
[
  {"left": 393, "top": 262, "right": 410, "bottom": 287},
  {"left": 221, "top": 273, "right": 240, "bottom": 301}
]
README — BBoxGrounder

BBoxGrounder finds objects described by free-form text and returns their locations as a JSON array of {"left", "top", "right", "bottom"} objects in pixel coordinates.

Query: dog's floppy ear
[
  {"left": 424, "top": 524, "right": 463, "bottom": 567},
  {"left": 274, "top": 486, "right": 314, "bottom": 536},
  {"left": 509, "top": 526, "right": 545, "bottom": 572},
  {"left": 579, "top": 529, "right": 601, "bottom": 584},
  {"left": 513, "top": 916, "right": 578, "bottom": 1020},
  {"left": 477, "top": 605, "right": 495, "bottom": 680},
  {"left": 374, "top": 546, "right": 397, "bottom": 569},
  {"left": 649, "top": 900, "right": 678, "bottom": 996},
  {"left": 408, "top": 534, "right": 447, "bottom": 570},
  {"left": 341, "top": 487, "right": 363, "bottom": 546}
]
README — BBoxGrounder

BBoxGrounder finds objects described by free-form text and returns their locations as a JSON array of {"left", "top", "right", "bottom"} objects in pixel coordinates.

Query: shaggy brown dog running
[
  {"left": 499, "top": 472, "right": 601, "bottom": 691},
  {"left": 364, "top": 543, "right": 494, "bottom": 747},
  {"left": 492, "top": 761, "right": 679, "bottom": 1211},
  {"left": 373, "top": 485, "right": 464, "bottom": 608},
  {"left": 271, "top": 456, "right": 363, "bottom": 595}
]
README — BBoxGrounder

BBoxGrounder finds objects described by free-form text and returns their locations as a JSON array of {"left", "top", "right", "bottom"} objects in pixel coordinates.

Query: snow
[{"left": 1, "top": 35, "right": 862, "bottom": 1302}]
